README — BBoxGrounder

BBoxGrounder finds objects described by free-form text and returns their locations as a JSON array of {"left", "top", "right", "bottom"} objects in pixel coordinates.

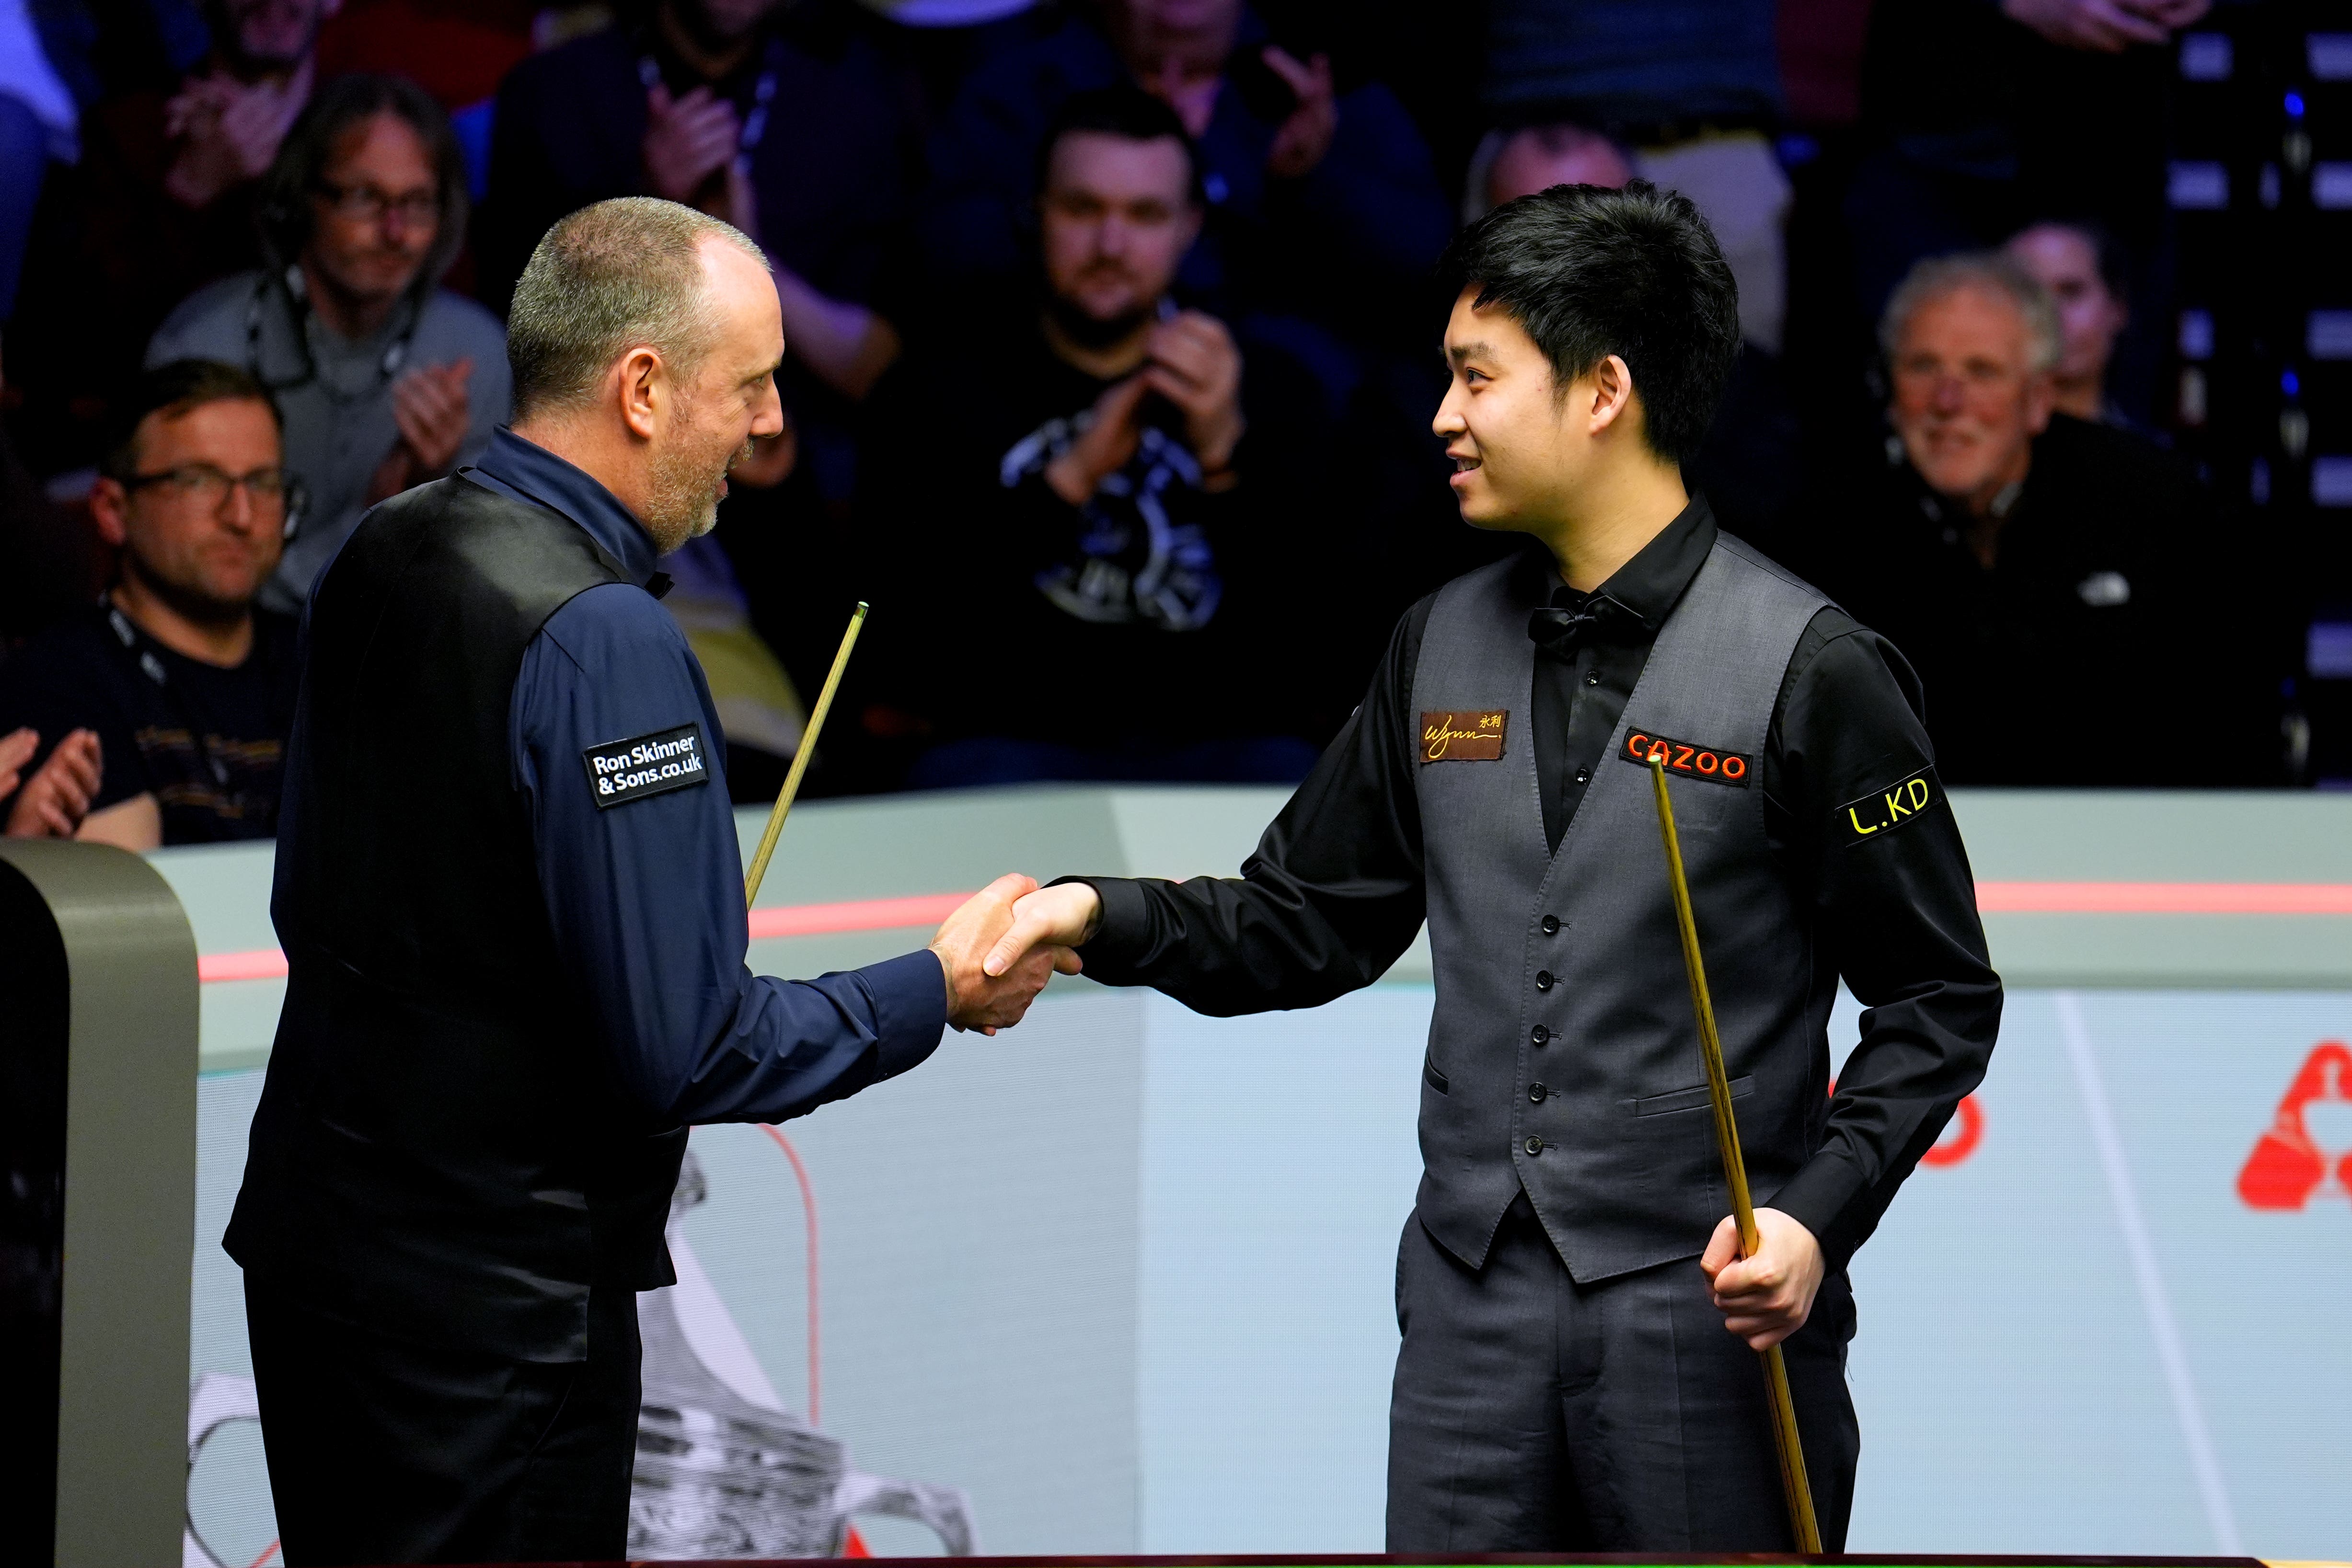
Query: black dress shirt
[{"left": 1069, "top": 498, "right": 2002, "bottom": 1267}]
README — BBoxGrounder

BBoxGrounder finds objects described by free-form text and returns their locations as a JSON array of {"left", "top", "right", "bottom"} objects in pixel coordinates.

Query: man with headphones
[{"left": 146, "top": 73, "right": 508, "bottom": 615}]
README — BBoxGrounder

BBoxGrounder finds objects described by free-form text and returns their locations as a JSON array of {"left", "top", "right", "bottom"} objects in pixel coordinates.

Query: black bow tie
[{"left": 1528, "top": 601, "right": 1612, "bottom": 661}]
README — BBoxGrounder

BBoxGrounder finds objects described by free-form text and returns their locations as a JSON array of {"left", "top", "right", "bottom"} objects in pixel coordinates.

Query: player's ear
[
  {"left": 1587, "top": 354, "right": 1637, "bottom": 433},
  {"left": 617, "top": 348, "right": 664, "bottom": 441}
]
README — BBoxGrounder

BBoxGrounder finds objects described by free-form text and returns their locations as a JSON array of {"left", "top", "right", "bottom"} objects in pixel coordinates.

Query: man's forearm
[
  {"left": 771, "top": 265, "right": 900, "bottom": 401},
  {"left": 1067, "top": 868, "right": 1417, "bottom": 1016},
  {"left": 1771, "top": 973, "right": 2002, "bottom": 1269},
  {"left": 657, "top": 953, "right": 948, "bottom": 1126}
]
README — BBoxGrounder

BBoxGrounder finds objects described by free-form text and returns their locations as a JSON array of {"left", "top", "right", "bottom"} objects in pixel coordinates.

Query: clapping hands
[
  {"left": 644, "top": 84, "right": 740, "bottom": 208},
  {"left": 163, "top": 69, "right": 305, "bottom": 210},
  {"left": 369, "top": 358, "right": 474, "bottom": 503},
  {"left": 1043, "top": 312, "right": 1244, "bottom": 505},
  {"left": 929, "top": 874, "right": 1084, "bottom": 1033},
  {"left": 1, "top": 727, "right": 103, "bottom": 839}
]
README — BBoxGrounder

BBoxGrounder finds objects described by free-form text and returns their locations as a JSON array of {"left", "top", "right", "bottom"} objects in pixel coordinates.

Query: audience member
[
  {"left": 147, "top": 74, "right": 506, "bottom": 615},
  {"left": 10, "top": 0, "right": 332, "bottom": 467},
  {"left": 1480, "top": 0, "right": 1792, "bottom": 355},
  {"left": 864, "top": 87, "right": 1327, "bottom": 786},
  {"left": 1845, "top": 0, "right": 2205, "bottom": 421},
  {"left": 920, "top": 0, "right": 1450, "bottom": 359},
  {"left": 1464, "top": 123, "right": 1633, "bottom": 224},
  {"left": 84, "top": 0, "right": 335, "bottom": 313},
  {"left": 0, "top": 360, "right": 299, "bottom": 847},
  {"left": 2004, "top": 218, "right": 2145, "bottom": 436},
  {"left": 482, "top": 0, "right": 911, "bottom": 404},
  {"left": 1823, "top": 253, "right": 2271, "bottom": 786}
]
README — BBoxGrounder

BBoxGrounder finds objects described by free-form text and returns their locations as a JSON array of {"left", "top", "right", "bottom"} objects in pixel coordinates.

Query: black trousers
[
  {"left": 1387, "top": 1194, "right": 1859, "bottom": 1553},
  {"left": 243, "top": 1275, "right": 641, "bottom": 1567}
]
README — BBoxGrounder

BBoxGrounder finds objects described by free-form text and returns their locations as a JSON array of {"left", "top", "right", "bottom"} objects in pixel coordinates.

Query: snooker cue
[
  {"left": 743, "top": 601, "right": 869, "bottom": 911},
  {"left": 1646, "top": 750, "right": 1824, "bottom": 1555}
]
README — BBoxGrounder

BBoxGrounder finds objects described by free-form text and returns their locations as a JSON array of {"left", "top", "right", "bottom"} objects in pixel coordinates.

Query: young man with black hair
[{"left": 978, "top": 182, "right": 2003, "bottom": 1550}]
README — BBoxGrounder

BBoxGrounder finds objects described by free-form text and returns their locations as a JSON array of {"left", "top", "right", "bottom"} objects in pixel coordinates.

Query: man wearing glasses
[
  {"left": 0, "top": 359, "right": 300, "bottom": 849},
  {"left": 148, "top": 72, "right": 509, "bottom": 614}
]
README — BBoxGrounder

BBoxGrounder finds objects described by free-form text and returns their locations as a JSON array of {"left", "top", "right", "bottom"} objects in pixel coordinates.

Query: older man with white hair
[
  {"left": 225, "top": 196, "right": 1072, "bottom": 1567},
  {"left": 1825, "top": 251, "right": 2272, "bottom": 786}
]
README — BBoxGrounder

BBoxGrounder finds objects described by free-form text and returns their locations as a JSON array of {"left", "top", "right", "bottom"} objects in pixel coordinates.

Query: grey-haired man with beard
[{"left": 226, "top": 197, "right": 1071, "bottom": 1567}]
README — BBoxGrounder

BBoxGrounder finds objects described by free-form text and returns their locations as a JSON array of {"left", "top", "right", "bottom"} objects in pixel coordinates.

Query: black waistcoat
[{"left": 226, "top": 478, "right": 688, "bottom": 1363}]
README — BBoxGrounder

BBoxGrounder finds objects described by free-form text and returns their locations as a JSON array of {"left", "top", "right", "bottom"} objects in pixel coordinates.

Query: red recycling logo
[{"left": 2236, "top": 1041, "right": 2352, "bottom": 1210}]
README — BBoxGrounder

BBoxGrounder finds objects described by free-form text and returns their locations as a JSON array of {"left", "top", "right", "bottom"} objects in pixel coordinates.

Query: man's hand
[
  {"left": 395, "top": 358, "right": 473, "bottom": 474},
  {"left": 4, "top": 728, "right": 103, "bottom": 839},
  {"left": 0, "top": 727, "right": 35, "bottom": 799},
  {"left": 929, "top": 874, "right": 1081, "bottom": 1032},
  {"left": 368, "top": 360, "right": 473, "bottom": 503},
  {"left": 643, "top": 84, "right": 741, "bottom": 205},
  {"left": 982, "top": 881, "right": 1102, "bottom": 980},
  {"left": 163, "top": 72, "right": 302, "bottom": 209},
  {"left": 1044, "top": 374, "right": 1152, "bottom": 504},
  {"left": 1700, "top": 1207, "right": 1825, "bottom": 1351},
  {"left": 2000, "top": 0, "right": 2201, "bottom": 50},
  {"left": 1262, "top": 47, "right": 1337, "bottom": 179},
  {"left": 1143, "top": 311, "right": 1245, "bottom": 477}
]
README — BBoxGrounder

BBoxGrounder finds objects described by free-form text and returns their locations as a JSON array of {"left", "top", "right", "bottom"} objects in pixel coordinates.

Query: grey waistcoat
[{"left": 1409, "top": 536, "right": 1837, "bottom": 1280}]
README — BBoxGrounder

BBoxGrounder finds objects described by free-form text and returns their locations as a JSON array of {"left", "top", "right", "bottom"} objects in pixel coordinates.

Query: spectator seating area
[{"left": 2, "top": 0, "right": 2348, "bottom": 846}]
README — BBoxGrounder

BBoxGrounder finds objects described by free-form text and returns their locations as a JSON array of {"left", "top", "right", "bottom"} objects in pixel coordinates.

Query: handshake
[{"left": 924, "top": 876, "right": 1107, "bottom": 1033}]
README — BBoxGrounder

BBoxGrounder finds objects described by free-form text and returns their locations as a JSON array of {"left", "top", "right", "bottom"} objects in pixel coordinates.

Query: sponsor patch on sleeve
[
  {"left": 1618, "top": 726, "right": 1753, "bottom": 787},
  {"left": 1420, "top": 709, "right": 1507, "bottom": 761},
  {"left": 581, "top": 723, "right": 711, "bottom": 809},
  {"left": 1834, "top": 764, "right": 1943, "bottom": 846}
]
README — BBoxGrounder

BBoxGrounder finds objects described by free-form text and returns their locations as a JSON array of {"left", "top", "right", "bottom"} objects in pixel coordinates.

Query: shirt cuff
[
  {"left": 863, "top": 948, "right": 949, "bottom": 1081},
  {"left": 1056, "top": 875, "right": 1152, "bottom": 973},
  {"left": 1765, "top": 1150, "right": 1869, "bottom": 1272}
]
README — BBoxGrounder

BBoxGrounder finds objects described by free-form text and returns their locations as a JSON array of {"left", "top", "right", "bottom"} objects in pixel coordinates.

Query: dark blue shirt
[{"left": 462, "top": 427, "right": 946, "bottom": 1125}]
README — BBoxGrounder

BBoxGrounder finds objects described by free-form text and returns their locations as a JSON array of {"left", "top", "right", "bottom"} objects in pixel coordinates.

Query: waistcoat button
[
  {"left": 1524, "top": 1135, "right": 1545, "bottom": 1155},
  {"left": 1528, "top": 1082, "right": 1547, "bottom": 1102},
  {"left": 1541, "top": 914, "right": 1560, "bottom": 935},
  {"left": 1530, "top": 1024, "right": 1549, "bottom": 1046},
  {"left": 1535, "top": 970, "right": 1554, "bottom": 991},
  {"left": 1573, "top": 766, "right": 1591, "bottom": 784}
]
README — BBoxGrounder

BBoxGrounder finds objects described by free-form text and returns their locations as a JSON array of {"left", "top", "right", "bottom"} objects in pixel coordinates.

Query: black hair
[
  {"left": 1036, "top": 84, "right": 1205, "bottom": 207},
  {"left": 1440, "top": 180, "right": 1741, "bottom": 465},
  {"left": 259, "top": 73, "right": 469, "bottom": 295},
  {"left": 100, "top": 360, "right": 282, "bottom": 482}
]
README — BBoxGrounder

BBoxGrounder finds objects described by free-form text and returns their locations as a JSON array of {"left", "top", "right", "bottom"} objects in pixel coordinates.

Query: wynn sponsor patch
[
  {"left": 1420, "top": 709, "right": 1507, "bottom": 761},
  {"left": 582, "top": 723, "right": 710, "bottom": 809}
]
